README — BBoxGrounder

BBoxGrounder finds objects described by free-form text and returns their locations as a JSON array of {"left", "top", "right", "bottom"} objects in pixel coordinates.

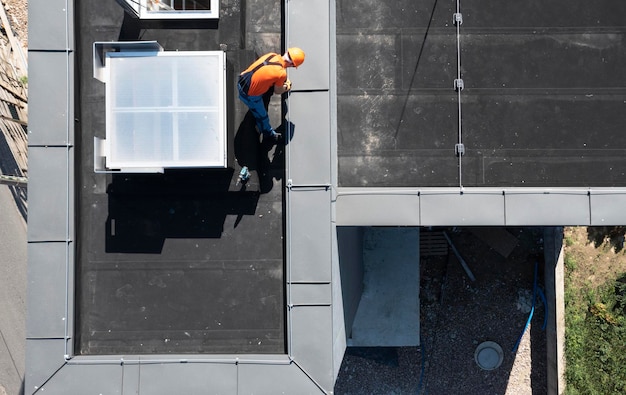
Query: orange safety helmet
[{"left": 287, "top": 47, "right": 305, "bottom": 67}]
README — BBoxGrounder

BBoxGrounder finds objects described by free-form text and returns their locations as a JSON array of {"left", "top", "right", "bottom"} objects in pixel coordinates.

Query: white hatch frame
[{"left": 120, "top": 0, "right": 220, "bottom": 19}]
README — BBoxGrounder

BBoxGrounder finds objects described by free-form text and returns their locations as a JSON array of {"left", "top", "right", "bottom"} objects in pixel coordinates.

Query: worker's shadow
[{"left": 234, "top": 91, "right": 294, "bottom": 194}]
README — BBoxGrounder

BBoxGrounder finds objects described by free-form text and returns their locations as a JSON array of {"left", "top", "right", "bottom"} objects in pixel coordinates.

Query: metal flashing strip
[
  {"left": 336, "top": 186, "right": 626, "bottom": 195},
  {"left": 454, "top": 0, "right": 464, "bottom": 187},
  {"left": 64, "top": 355, "right": 293, "bottom": 365},
  {"left": 335, "top": 187, "right": 626, "bottom": 226},
  {"left": 117, "top": 0, "right": 220, "bottom": 20},
  {"left": 93, "top": 41, "right": 163, "bottom": 83},
  {"left": 284, "top": 1, "right": 335, "bottom": 390},
  {"left": 286, "top": 179, "right": 332, "bottom": 190}
]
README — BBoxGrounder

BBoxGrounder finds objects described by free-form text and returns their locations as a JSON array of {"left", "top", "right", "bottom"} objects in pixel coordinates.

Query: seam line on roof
[
  {"left": 454, "top": 0, "right": 464, "bottom": 189},
  {"left": 392, "top": 0, "right": 439, "bottom": 144},
  {"left": 28, "top": 49, "right": 73, "bottom": 53}
]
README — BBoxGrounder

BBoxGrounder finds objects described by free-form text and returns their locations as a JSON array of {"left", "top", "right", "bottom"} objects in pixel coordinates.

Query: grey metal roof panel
[
  {"left": 27, "top": 0, "right": 74, "bottom": 51},
  {"left": 335, "top": 190, "right": 420, "bottom": 226},
  {"left": 336, "top": 187, "right": 626, "bottom": 226},
  {"left": 26, "top": 146, "right": 73, "bottom": 242},
  {"left": 26, "top": 243, "right": 69, "bottom": 339},
  {"left": 238, "top": 363, "right": 325, "bottom": 394},
  {"left": 330, "top": 225, "right": 348, "bottom": 382},
  {"left": 420, "top": 190, "right": 506, "bottom": 225},
  {"left": 27, "top": 51, "right": 72, "bottom": 146},
  {"left": 289, "top": 305, "right": 334, "bottom": 392},
  {"left": 288, "top": 188, "right": 331, "bottom": 283},
  {"left": 286, "top": 0, "right": 330, "bottom": 91},
  {"left": 137, "top": 363, "right": 237, "bottom": 394},
  {"left": 25, "top": 339, "right": 66, "bottom": 394},
  {"left": 590, "top": 191, "right": 626, "bottom": 225},
  {"left": 286, "top": 91, "right": 331, "bottom": 185},
  {"left": 504, "top": 190, "right": 591, "bottom": 225},
  {"left": 290, "top": 283, "right": 332, "bottom": 306},
  {"left": 34, "top": 363, "right": 123, "bottom": 395}
]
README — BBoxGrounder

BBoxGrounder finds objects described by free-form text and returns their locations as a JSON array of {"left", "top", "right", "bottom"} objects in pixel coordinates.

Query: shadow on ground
[{"left": 334, "top": 227, "right": 548, "bottom": 395}]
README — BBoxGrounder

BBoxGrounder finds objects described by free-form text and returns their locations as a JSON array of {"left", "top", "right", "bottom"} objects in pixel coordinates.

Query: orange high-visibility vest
[{"left": 239, "top": 53, "right": 288, "bottom": 96}]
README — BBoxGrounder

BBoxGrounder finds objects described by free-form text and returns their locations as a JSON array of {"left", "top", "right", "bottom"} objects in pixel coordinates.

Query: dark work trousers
[{"left": 237, "top": 83, "right": 276, "bottom": 138}]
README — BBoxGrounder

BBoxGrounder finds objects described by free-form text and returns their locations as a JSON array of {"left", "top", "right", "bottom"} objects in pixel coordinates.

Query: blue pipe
[{"left": 512, "top": 261, "right": 546, "bottom": 352}]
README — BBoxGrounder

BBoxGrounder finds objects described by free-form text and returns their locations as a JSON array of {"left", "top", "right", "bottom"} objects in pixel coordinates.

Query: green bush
[
  {"left": 565, "top": 273, "right": 626, "bottom": 394},
  {"left": 564, "top": 253, "right": 578, "bottom": 272}
]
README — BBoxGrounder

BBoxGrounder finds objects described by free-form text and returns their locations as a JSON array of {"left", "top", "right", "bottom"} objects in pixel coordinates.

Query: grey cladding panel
[
  {"left": 290, "top": 305, "right": 334, "bottom": 391},
  {"left": 287, "top": 0, "right": 329, "bottom": 91},
  {"left": 27, "top": 147, "right": 72, "bottom": 242},
  {"left": 289, "top": 189, "right": 331, "bottom": 283},
  {"left": 35, "top": 363, "right": 122, "bottom": 395},
  {"left": 287, "top": 92, "right": 331, "bottom": 185},
  {"left": 505, "top": 192, "right": 590, "bottom": 225},
  {"left": 122, "top": 363, "right": 140, "bottom": 394},
  {"left": 590, "top": 192, "right": 626, "bottom": 225},
  {"left": 25, "top": 339, "right": 65, "bottom": 394},
  {"left": 420, "top": 192, "right": 506, "bottom": 226},
  {"left": 290, "top": 283, "right": 332, "bottom": 306},
  {"left": 238, "top": 363, "right": 324, "bottom": 394},
  {"left": 28, "top": 51, "right": 72, "bottom": 146},
  {"left": 28, "top": 0, "right": 73, "bottom": 50},
  {"left": 139, "top": 363, "right": 236, "bottom": 394},
  {"left": 27, "top": 243, "right": 68, "bottom": 338},
  {"left": 335, "top": 192, "right": 420, "bottom": 226}
]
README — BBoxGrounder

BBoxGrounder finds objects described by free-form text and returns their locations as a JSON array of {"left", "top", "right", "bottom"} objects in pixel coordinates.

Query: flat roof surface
[
  {"left": 74, "top": 0, "right": 626, "bottom": 357},
  {"left": 75, "top": 0, "right": 286, "bottom": 354},
  {"left": 337, "top": 0, "right": 626, "bottom": 187}
]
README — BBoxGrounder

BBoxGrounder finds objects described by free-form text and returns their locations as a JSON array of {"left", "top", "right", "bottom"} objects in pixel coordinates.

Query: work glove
[{"left": 283, "top": 79, "right": 292, "bottom": 91}]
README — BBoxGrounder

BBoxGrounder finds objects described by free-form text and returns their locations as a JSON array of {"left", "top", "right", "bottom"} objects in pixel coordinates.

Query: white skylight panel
[{"left": 98, "top": 49, "right": 226, "bottom": 172}]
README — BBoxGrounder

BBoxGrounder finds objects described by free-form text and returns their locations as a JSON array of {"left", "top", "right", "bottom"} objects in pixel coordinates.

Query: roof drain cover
[{"left": 474, "top": 341, "right": 504, "bottom": 370}]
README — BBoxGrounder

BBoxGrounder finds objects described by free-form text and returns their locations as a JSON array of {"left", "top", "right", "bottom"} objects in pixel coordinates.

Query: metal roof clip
[
  {"left": 454, "top": 78, "right": 464, "bottom": 91},
  {"left": 455, "top": 143, "right": 465, "bottom": 156},
  {"left": 453, "top": 13, "right": 463, "bottom": 25}
]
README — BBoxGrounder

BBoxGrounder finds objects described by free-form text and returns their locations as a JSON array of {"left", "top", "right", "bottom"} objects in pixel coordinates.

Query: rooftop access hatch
[
  {"left": 117, "top": 0, "right": 220, "bottom": 19},
  {"left": 93, "top": 42, "right": 226, "bottom": 173}
]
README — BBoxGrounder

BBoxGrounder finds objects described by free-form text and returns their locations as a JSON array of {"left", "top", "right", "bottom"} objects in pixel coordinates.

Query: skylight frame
[{"left": 98, "top": 49, "right": 227, "bottom": 173}]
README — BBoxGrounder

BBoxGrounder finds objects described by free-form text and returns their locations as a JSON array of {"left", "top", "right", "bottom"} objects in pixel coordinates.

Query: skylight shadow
[{"left": 105, "top": 169, "right": 260, "bottom": 253}]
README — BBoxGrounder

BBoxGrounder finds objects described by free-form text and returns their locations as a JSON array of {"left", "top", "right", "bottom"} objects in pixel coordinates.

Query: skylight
[{"left": 93, "top": 42, "right": 227, "bottom": 173}]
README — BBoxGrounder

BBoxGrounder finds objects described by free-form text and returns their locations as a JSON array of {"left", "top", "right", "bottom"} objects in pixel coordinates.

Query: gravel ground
[
  {"left": 335, "top": 228, "right": 547, "bottom": 395},
  {"left": 3, "top": 0, "right": 27, "bottom": 49}
]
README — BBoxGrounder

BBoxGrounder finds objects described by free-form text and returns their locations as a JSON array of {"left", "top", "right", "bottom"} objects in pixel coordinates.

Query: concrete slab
[
  {"left": 468, "top": 227, "right": 519, "bottom": 258},
  {"left": 349, "top": 227, "right": 420, "bottom": 347},
  {"left": 0, "top": 185, "right": 26, "bottom": 395}
]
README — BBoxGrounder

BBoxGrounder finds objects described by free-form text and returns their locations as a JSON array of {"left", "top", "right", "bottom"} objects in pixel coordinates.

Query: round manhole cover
[{"left": 474, "top": 341, "right": 504, "bottom": 370}]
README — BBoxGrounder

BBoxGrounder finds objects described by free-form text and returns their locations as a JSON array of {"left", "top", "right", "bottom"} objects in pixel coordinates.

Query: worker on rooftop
[{"left": 238, "top": 47, "right": 305, "bottom": 143}]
